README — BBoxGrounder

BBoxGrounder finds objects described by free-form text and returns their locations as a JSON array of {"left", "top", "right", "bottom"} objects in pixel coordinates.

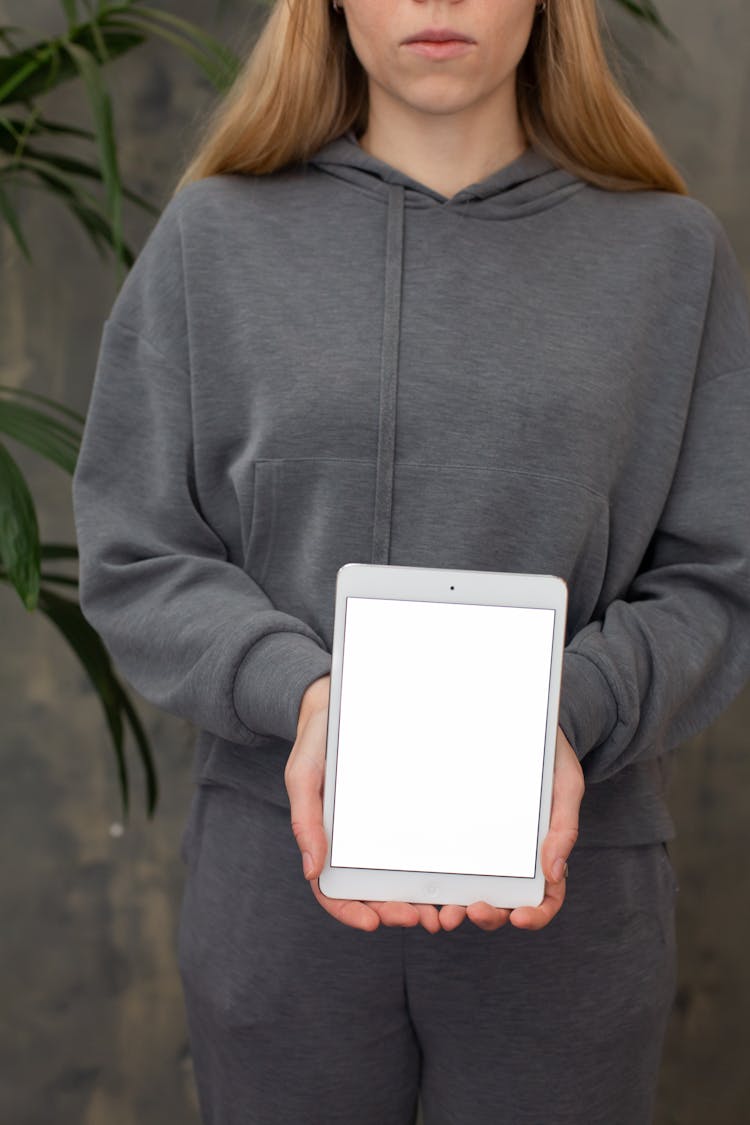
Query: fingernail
[
  {"left": 302, "top": 852, "right": 315, "bottom": 878},
  {"left": 552, "top": 857, "right": 567, "bottom": 882}
]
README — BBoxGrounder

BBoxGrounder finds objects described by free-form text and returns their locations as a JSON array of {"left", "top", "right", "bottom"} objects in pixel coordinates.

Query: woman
[{"left": 72, "top": 1, "right": 750, "bottom": 1122}]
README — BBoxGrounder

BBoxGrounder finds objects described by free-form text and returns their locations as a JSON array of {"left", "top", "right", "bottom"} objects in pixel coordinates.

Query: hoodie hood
[{"left": 308, "top": 126, "right": 585, "bottom": 215}]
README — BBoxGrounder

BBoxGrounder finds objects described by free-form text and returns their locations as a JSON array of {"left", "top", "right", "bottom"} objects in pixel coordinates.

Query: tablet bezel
[{"left": 318, "top": 563, "right": 568, "bottom": 909}]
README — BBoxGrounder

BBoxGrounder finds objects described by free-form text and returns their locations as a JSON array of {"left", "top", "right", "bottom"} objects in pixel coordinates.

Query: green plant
[
  {"left": 1, "top": 0, "right": 239, "bottom": 819},
  {"left": 0, "top": 0, "right": 669, "bottom": 820},
  {"left": 615, "top": 0, "right": 671, "bottom": 34}
]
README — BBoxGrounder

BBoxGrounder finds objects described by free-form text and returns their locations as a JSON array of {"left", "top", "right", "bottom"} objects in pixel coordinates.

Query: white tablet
[{"left": 318, "top": 563, "right": 568, "bottom": 909}]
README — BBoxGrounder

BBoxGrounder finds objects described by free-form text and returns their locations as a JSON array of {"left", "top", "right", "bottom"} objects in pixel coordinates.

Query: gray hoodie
[{"left": 72, "top": 128, "right": 750, "bottom": 847}]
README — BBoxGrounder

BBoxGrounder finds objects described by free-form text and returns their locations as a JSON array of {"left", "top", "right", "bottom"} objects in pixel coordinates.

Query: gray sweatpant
[{"left": 176, "top": 777, "right": 679, "bottom": 1125}]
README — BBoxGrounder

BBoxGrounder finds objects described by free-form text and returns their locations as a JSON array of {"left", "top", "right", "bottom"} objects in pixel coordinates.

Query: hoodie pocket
[
  {"left": 242, "top": 459, "right": 279, "bottom": 588},
  {"left": 242, "top": 457, "right": 376, "bottom": 648},
  {"left": 242, "top": 457, "right": 610, "bottom": 649}
]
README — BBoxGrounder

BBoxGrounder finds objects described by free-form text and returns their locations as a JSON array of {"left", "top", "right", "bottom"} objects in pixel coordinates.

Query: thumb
[
  {"left": 542, "top": 742, "right": 584, "bottom": 884},
  {"left": 285, "top": 709, "right": 329, "bottom": 879}
]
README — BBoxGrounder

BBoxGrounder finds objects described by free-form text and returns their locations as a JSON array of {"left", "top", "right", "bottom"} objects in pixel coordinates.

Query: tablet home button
[{"left": 426, "top": 883, "right": 439, "bottom": 895}]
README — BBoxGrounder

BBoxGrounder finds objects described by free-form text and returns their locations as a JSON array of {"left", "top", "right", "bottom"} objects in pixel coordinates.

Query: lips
[
  {"left": 404, "top": 40, "right": 475, "bottom": 60},
  {"left": 403, "top": 28, "right": 475, "bottom": 44}
]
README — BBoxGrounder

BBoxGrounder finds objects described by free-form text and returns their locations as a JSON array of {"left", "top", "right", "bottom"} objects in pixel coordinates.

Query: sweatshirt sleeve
[
  {"left": 72, "top": 189, "right": 332, "bottom": 748},
  {"left": 557, "top": 210, "right": 750, "bottom": 783}
]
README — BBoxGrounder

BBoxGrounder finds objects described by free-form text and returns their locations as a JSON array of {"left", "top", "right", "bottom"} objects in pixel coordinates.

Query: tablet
[{"left": 318, "top": 563, "right": 568, "bottom": 909}]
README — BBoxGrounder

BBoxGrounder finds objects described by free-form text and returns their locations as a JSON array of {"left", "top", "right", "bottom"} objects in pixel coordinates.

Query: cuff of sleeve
[
  {"left": 557, "top": 650, "right": 619, "bottom": 762},
  {"left": 233, "top": 632, "right": 333, "bottom": 744}
]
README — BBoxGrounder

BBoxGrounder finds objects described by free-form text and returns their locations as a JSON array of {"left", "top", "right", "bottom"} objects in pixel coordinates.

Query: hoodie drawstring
[{"left": 371, "top": 184, "right": 405, "bottom": 565}]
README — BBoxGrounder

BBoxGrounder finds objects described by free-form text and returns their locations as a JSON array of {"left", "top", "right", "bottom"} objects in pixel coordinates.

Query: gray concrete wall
[{"left": 1, "top": 1, "right": 748, "bottom": 1121}]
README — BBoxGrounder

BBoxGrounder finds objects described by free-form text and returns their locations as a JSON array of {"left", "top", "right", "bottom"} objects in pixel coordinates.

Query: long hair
[{"left": 172, "top": 0, "right": 688, "bottom": 197}]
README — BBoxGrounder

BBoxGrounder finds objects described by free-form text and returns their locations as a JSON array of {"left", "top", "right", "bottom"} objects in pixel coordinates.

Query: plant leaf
[
  {"left": 4, "top": 161, "right": 136, "bottom": 265},
  {"left": 0, "top": 399, "right": 81, "bottom": 474},
  {"left": 0, "top": 567, "right": 76, "bottom": 589},
  {"left": 32, "top": 583, "right": 160, "bottom": 818},
  {"left": 39, "top": 543, "right": 79, "bottom": 561},
  {"left": 37, "top": 571, "right": 79, "bottom": 587},
  {"left": 0, "top": 439, "right": 40, "bottom": 610},
  {"left": 109, "top": 11, "right": 238, "bottom": 91},
  {"left": 613, "top": 0, "right": 673, "bottom": 39},
  {"left": 4, "top": 114, "right": 96, "bottom": 142},
  {"left": 0, "top": 138, "right": 159, "bottom": 214},
  {"left": 0, "top": 26, "right": 145, "bottom": 106},
  {"left": 60, "top": 39, "right": 125, "bottom": 272},
  {"left": 0, "top": 108, "right": 38, "bottom": 157},
  {"left": 34, "top": 583, "right": 130, "bottom": 817},
  {"left": 0, "top": 180, "right": 31, "bottom": 259},
  {"left": 0, "top": 384, "right": 87, "bottom": 428},
  {"left": 134, "top": 5, "right": 239, "bottom": 79},
  {"left": 61, "top": 1, "right": 79, "bottom": 31},
  {"left": 0, "top": 48, "right": 51, "bottom": 105},
  {"left": 118, "top": 687, "right": 159, "bottom": 817},
  {"left": 0, "top": 27, "right": 25, "bottom": 52}
]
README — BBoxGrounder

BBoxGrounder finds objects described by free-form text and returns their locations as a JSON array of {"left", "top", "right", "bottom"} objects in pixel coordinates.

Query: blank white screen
[{"left": 329, "top": 597, "right": 555, "bottom": 879}]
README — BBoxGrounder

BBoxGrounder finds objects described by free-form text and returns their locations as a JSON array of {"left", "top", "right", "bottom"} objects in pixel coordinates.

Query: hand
[
  {"left": 285, "top": 676, "right": 442, "bottom": 934},
  {"left": 438, "top": 725, "right": 584, "bottom": 933}
]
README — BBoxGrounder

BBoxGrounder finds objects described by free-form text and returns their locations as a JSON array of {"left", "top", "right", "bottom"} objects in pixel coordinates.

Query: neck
[{"left": 358, "top": 93, "right": 528, "bottom": 200}]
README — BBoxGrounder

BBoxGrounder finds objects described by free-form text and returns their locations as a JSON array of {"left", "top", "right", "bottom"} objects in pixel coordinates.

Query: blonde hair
[{"left": 172, "top": 0, "right": 688, "bottom": 197}]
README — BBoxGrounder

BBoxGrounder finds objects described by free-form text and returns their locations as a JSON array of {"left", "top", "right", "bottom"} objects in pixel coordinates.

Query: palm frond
[
  {"left": 0, "top": 439, "right": 40, "bottom": 610},
  {"left": 0, "top": 398, "right": 81, "bottom": 474},
  {"left": 60, "top": 38, "right": 126, "bottom": 275},
  {"left": 126, "top": 4, "right": 239, "bottom": 89},
  {"left": 35, "top": 583, "right": 160, "bottom": 819},
  {"left": 3, "top": 159, "right": 136, "bottom": 264},
  {"left": 0, "top": 141, "right": 158, "bottom": 213},
  {"left": 0, "top": 180, "right": 30, "bottom": 258},
  {"left": 0, "top": 25, "right": 144, "bottom": 106}
]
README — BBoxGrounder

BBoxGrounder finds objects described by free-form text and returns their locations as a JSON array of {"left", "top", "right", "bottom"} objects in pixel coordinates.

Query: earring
[
  {"left": 332, "top": 0, "right": 342, "bottom": 11},
  {"left": 536, "top": 0, "right": 547, "bottom": 12}
]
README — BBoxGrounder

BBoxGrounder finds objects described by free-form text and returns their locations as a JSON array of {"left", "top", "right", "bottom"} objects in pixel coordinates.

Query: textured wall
[{"left": 1, "top": 1, "right": 748, "bottom": 1122}]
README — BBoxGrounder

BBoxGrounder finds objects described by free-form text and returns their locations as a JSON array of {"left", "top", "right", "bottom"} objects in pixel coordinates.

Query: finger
[
  {"left": 508, "top": 873, "right": 567, "bottom": 931},
  {"left": 309, "top": 877, "right": 381, "bottom": 931},
  {"left": 285, "top": 712, "right": 329, "bottom": 877},
  {"left": 542, "top": 747, "right": 584, "bottom": 885},
  {"left": 542, "top": 808, "right": 578, "bottom": 886},
  {"left": 366, "top": 901, "right": 441, "bottom": 932},
  {"left": 366, "top": 900, "right": 421, "bottom": 927},
  {"left": 466, "top": 901, "right": 511, "bottom": 931},
  {"left": 438, "top": 904, "right": 467, "bottom": 932},
  {"left": 413, "top": 903, "right": 442, "bottom": 933}
]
